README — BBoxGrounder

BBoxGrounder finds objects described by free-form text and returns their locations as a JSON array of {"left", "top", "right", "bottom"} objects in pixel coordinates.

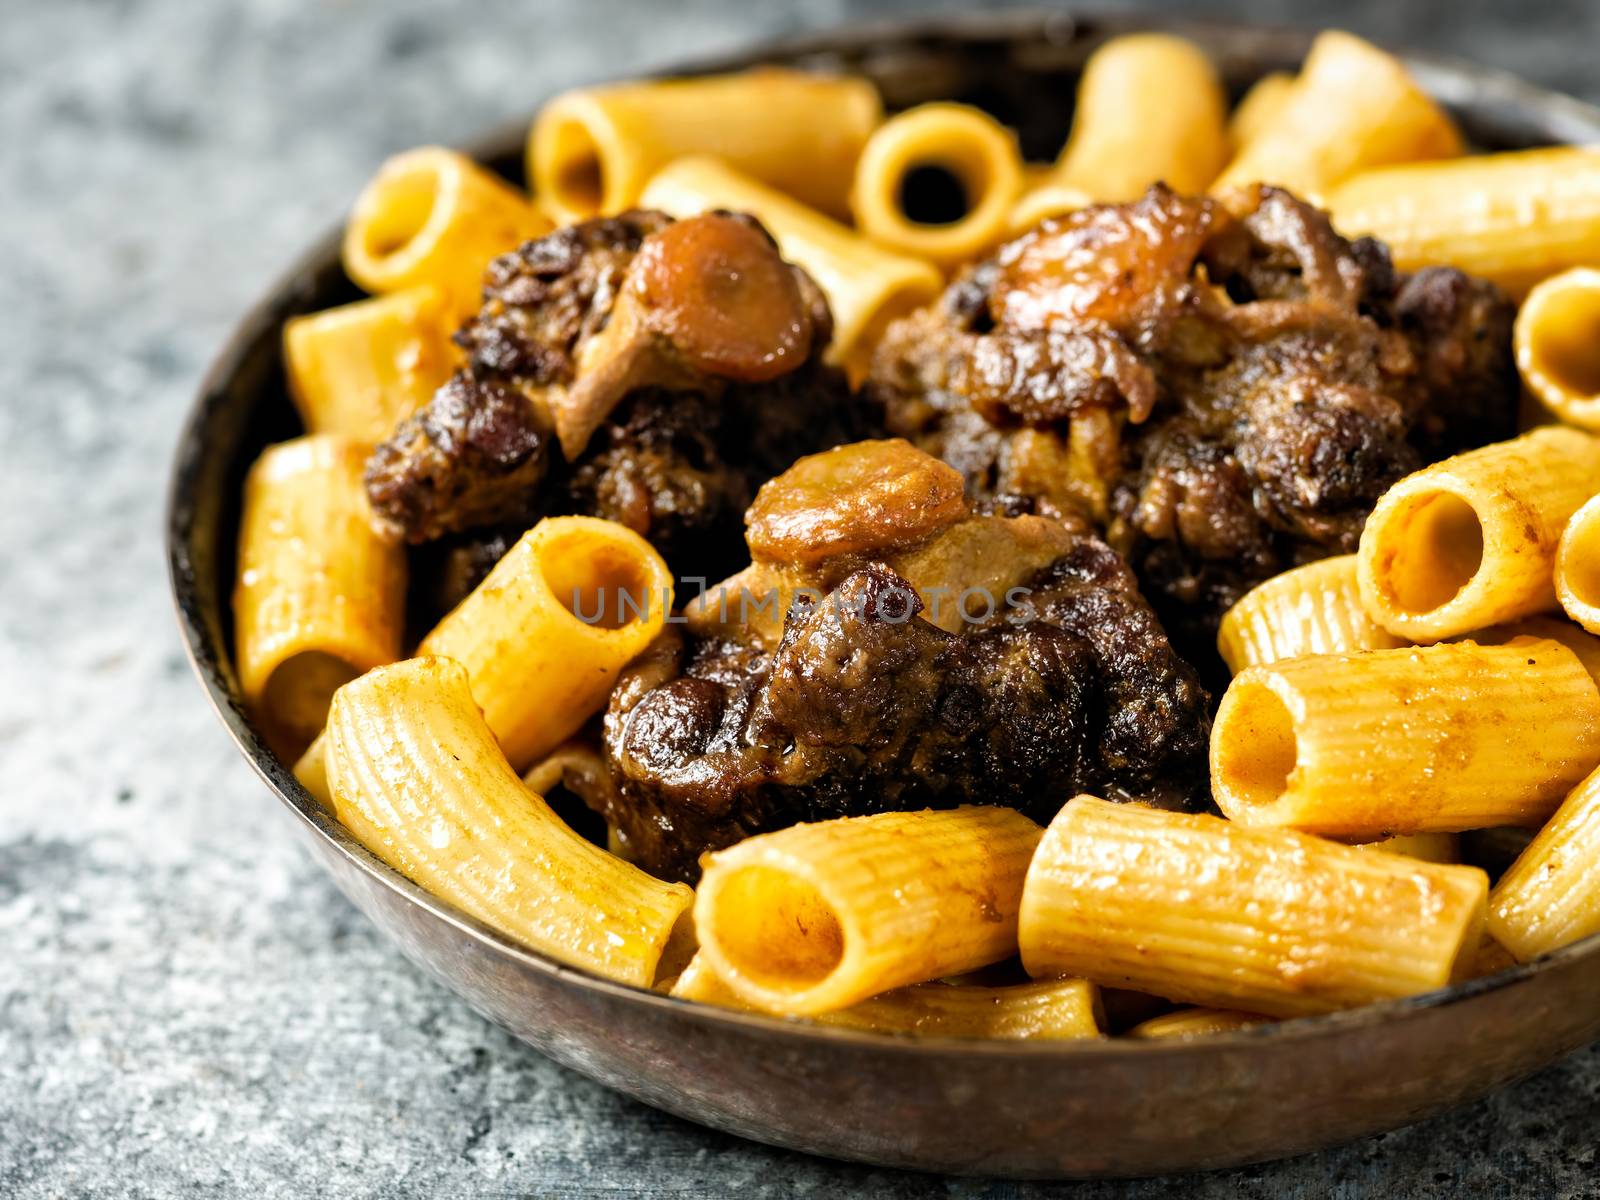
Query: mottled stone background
[{"left": 4, "top": 1, "right": 1599, "bottom": 1196}]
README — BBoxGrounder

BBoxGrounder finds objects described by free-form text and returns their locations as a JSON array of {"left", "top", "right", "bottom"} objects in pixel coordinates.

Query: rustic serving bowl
[{"left": 167, "top": 11, "right": 1600, "bottom": 1178}]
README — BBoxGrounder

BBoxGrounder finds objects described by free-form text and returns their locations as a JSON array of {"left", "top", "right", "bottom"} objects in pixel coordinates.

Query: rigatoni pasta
[
  {"left": 1052, "top": 34, "right": 1228, "bottom": 200},
  {"left": 1557, "top": 494, "right": 1600, "bottom": 634},
  {"left": 640, "top": 155, "right": 941, "bottom": 369},
  {"left": 325, "top": 656, "right": 693, "bottom": 986},
  {"left": 671, "top": 954, "right": 1101, "bottom": 1040},
  {"left": 531, "top": 69, "right": 880, "bottom": 225},
  {"left": 1488, "top": 764, "right": 1600, "bottom": 962},
  {"left": 1329, "top": 147, "right": 1600, "bottom": 296},
  {"left": 1217, "top": 555, "right": 1405, "bottom": 673},
  {"left": 418, "top": 515, "right": 672, "bottom": 771},
  {"left": 693, "top": 807, "right": 1042, "bottom": 1015},
  {"left": 1515, "top": 268, "right": 1600, "bottom": 430},
  {"left": 1357, "top": 427, "right": 1600, "bottom": 640},
  {"left": 1211, "top": 640, "right": 1600, "bottom": 838},
  {"left": 234, "top": 435, "right": 405, "bottom": 748},
  {"left": 1212, "top": 30, "right": 1460, "bottom": 200},
  {"left": 1019, "top": 797, "right": 1488, "bottom": 1017},
  {"left": 1227, "top": 71, "right": 1295, "bottom": 152},
  {"left": 849, "top": 103, "right": 1024, "bottom": 267},
  {"left": 283, "top": 286, "right": 455, "bottom": 443},
  {"left": 1127, "top": 1009, "right": 1270, "bottom": 1040},
  {"left": 342, "top": 147, "right": 549, "bottom": 319}
]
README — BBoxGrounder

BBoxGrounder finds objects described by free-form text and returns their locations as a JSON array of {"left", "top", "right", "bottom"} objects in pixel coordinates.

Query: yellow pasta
[
  {"left": 1227, "top": 71, "right": 1296, "bottom": 152},
  {"left": 418, "top": 515, "right": 672, "bottom": 771},
  {"left": 1007, "top": 183, "right": 1093, "bottom": 234},
  {"left": 325, "top": 656, "right": 693, "bottom": 986},
  {"left": 1488, "top": 763, "right": 1600, "bottom": 962},
  {"left": 531, "top": 68, "right": 881, "bottom": 225},
  {"left": 1126, "top": 1008, "right": 1270, "bottom": 1040},
  {"left": 693, "top": 807, "right": 1042, "bottom": 1016},
  {"left": 1473, "top": 932, "right": 1519, "bottom": 977},
  {"left": 234, "top": 435, "right": 405, "bottom": 748},
  {"left": 1054, "top": 34, "right": 1229, "bottom": 200},
  {"left": 1019, "top": 797, "right": 1488, "bottom": 1018},
  {"left": 1217, "top": 555, "right": 1406, "bottom": 673},
  {"left": 1557, "top": 494, "right": 1600, "bottom": 633},
  {"left": 283, "top": 286, "right": 455, "bottom": 443},
  {"left": 1329, "top": 147, "right": 1600, "bottom": 297},
  {"left": 1471, "top": 614, "right": 1600, "bottom": 684},
  {"left": 639, "top": 155, "right": 942, "bottom": 371},
  {"left": 1359, "top": 832, "right": 1459, "bottom": 863},
  {"left": 1211, "top": 640, "right": 1600, "bottom": 838},
  {"left": 1515, "top": 268, "right": 1600, "bottom": 430},
  {"left": 1213, "top": 31, "right": 1461, "bottom": 200},
  {"left": 1357, "top": 427, "right": 1600, "bottom": 639},
  {"left": 849, "top": 103, "right": 1024, "bottom": 267},
  {"left": 671, "top": 954, "right": 1100, "bottom": 1040},
  {"left": 342, "top": 147, "right": 549, "bottom": 319}
]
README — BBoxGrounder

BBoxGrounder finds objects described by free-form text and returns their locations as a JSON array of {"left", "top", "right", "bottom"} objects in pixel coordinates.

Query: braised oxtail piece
[{"left": 587, "top": 440, "right": 1210, "bottom": 883}]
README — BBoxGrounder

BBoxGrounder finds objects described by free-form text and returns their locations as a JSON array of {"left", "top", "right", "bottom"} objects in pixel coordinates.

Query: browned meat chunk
[
  {"left": 588, "top": 441, "right": 1209, "bottom": 883},
  {"left": 364, "top": 210, "right": 860, "bottom": 582},
  {"left": 868, "top": 184, "right": 1518, "bottom": 655}
]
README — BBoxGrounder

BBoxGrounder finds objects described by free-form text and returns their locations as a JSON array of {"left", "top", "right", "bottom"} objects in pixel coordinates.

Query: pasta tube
[
  {"left": 283, "top": 286, "right": 455, "bottom": 443},
  {"left": 1359, "top": 832, "right": 1459, "bottom": 863},
  {"left": 234, "top": 435, "right": 405, "bottom": 748},
  {"left": 1054, "top": 34, "right": 1229, "bottom": 200},
  {"left": 1488, "top": 763, "right": 1600, "bottom": 962},
  {"left": 849, "top": 103, "right": 1024, "bottom": 267},
  {"left": 639, "top": 155, "right": 942, "bottom": 370},
  {"left": 1357, "top": 427, "right": 1600, "bottom": 639},
  {"left": 418, "top": 515, "right": 672, "bottom": 771},
  {"left": 342, "top": 147, "right": 549, "bottom": 319},
  {"left": 1019, "top": 797, "right": 1489, "bottom": 1017},
  {"left": 671, "top": 954, "right": 1100, "bottom": 1040},
  {"left": 1127, "top": 1008, "right": 1270, "bottom": 1040},
  {"left": 1558, "top": 494, "right": 1600, "bottom": 634},
  {"left": 1227, "top": 71, "right": 1296, "bottom": 152},
  {"left": 1515, "top": 268, "right": 1600, "bottom": 430},
  {"left": 531, "top": 68, "right": 881, "bottom": 225},
  {"left": 1472, "top": 614, "right": 1600, "bottom": 684},
  {"left": 1217, "top": 555, "right": 1406, "bottom": 673},
  {"left": 1329, "top": 147, "right": 1600, "bottom": 296},
  {"left": 1213, "top": 31, "right": 1461, "bottom": 200},
  {"left": 1211, "top": 640, "right": 1600, "bottom": 837},
  {"left": 693, "top": 806, "right": 1042, "bottom": 1016},
  {"left": 325, "top": 656, "right": 693, "bottom": 985}
]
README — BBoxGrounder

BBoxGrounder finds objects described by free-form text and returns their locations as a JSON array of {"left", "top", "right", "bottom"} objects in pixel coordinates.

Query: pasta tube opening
[
  {"left": 349, "top": 151, "right": 456, "bottom": 278},
  {"left": 1210, "top": 678, "right": 1299, "bottom": 814},
  {"left": 849, "top": 103, "right": 1023, "bottom": 266},
  {"left": 1365, "top": 489, "right": 1485, "bottom": 617},
  {"left": 540, "top": 105, "right": 611, "bottom": 216},
  {"left": 537, "top": 523, "right": 660, "bottom": 631},
  {"left": 1518, "top": 269, "right": 1600, "bottom": 429},
  {"left": 1558, "top": 496, "right": 1600, "bottom": 632},
  {"left": 702, "top": 864, "right": 848, "bottom": 995}
]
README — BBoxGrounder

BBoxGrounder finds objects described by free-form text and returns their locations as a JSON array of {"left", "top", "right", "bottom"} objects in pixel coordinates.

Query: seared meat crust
[{"left": 869, "top": 185, "right": 1518, "bottom": 650}]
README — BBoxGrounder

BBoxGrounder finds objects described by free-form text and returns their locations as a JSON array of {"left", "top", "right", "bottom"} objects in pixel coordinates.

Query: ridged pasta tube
[
  {"left": 1054, "top": 34, "right": 1229, "bottom": 200},
  {"left": 1217, "top": 555, "right": 1406, "bottom": 673},
  {"left": 1126, "top": 1008, "right": 1270, "bottom": 1040},
  {"left": 342, "top": 147, "right": 549, "bottom": 319},
  {"left": 325, "top": 656, "right": 693, "bottom": 985},
  {"left": 530, "top": 68, "right": 881, "bottom": 225},
  {"left": 1211, "top": 640, "right": 1600, "bottom": 837},
  {"left": 418, "top": 515, "right": 672, "bottom": 771},
  {"left": 234, "top": 436, "right": 405, "bottom": 748},
  {"left": 671, "top": 954, "right": 1101, "bottom": 1040},
  {"left": 1357, "top": 427, "right": 1600, "bottom": 640},
  {"left": 849, "top": 103, "right": 1023, "bottom": 267},
  {"left": 1227, "top": 71, "right": 1296, "bottom": 152},
  {"left": 639, "top": 155, "right": 941, "bottom": 370},
  {"left": 1489, "top": 764, "right": 1600, "bottom": 961},
  {"left": 1515, "top": 268, "right": 1600, "bottom": 430},
  {"left": 1329, "top": 147, "right": 1600, "bottom": 296},
  {"left": 693, "top": 807, "right": 1042, "bottom": 1016},
  {"left": 1019, "top": 797, "right": 1489, "bottom": 1018},
  {"left": 1213, "top": 31, "right": 1460, "bottom": 201},
  {"left": 283, "top": 286, "right": 455, "bottom": 443},
  {"left": 1557, "top": 494, "right": 1600, "bottom": 634}
]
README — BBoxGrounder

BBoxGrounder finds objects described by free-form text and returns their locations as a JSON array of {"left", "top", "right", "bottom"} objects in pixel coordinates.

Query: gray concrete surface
[{"left": 3, "top": 1, "right": 1599, "bottom": 1195}]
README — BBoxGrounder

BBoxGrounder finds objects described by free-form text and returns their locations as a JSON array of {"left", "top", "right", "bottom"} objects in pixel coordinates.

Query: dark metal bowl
[{"left": 166, "top": 11, "right": 1600, "bottom": 1178}]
